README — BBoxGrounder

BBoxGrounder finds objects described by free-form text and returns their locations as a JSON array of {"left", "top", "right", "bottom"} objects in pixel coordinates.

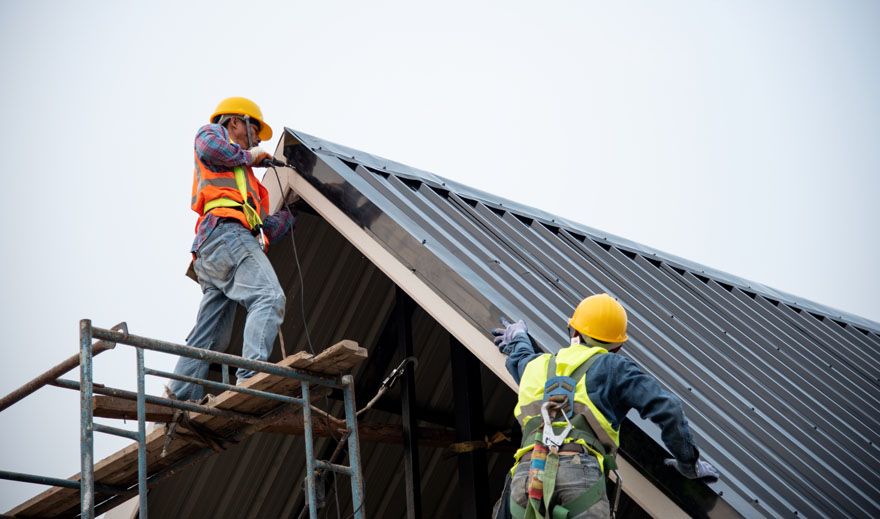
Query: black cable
[
  {"left": 332, "top": 469, "right": 342, "bottom": 519},
  {"left": 269, "top": 165, "right": 315, "bottom": 356},
  {"left": 344, "top": 501, "right": 364, "bottom": 519}
]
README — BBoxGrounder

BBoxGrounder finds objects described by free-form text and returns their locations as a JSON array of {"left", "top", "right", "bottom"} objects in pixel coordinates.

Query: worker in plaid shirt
[{"left": 168, "top": 97, "right": 293, "bottom": 402}]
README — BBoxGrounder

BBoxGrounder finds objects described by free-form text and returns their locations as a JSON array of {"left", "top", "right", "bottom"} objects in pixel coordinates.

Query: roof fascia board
[{"left": 285, "top": 128, "right": 880, "bottom": 334}]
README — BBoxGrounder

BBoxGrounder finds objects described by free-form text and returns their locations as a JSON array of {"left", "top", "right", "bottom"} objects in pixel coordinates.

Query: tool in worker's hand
[
  {"left": 247, "top": 146, "right": 272, "bottom": 165},
  {"left": 261, "top": 157, "right": 289, "bottom": 168}
]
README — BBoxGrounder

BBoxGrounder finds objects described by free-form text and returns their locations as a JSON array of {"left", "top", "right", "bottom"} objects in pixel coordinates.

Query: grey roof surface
[{"left": 273, "top": 128, "right": 880, "bottom": 519}]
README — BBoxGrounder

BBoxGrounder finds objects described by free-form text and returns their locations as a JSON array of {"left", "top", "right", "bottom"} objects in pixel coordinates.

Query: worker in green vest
[{"left": 492, "top": 293, "right": 719, "bottom": 519}]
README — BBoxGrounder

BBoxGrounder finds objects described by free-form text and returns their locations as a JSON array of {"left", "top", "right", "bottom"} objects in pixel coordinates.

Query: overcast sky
[{"left": 1, "top": 0, "right": 878, "bottom": 512}]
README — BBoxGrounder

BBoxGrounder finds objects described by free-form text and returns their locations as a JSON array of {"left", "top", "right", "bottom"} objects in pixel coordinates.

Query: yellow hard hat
[
  {"left": 210, "top": 97, "right": 273, "bottom": 141},
  {"left": 568, "top": 293, "right": 628, "bottom": 343}
]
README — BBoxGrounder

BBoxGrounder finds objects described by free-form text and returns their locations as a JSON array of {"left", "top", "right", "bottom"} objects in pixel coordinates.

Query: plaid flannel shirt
[{"left": 191, "top": 124, "right": 293, "bottom": 253}]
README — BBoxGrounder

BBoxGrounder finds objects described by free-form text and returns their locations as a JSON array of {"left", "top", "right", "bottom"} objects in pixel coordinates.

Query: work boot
[{"left": 162, "top": 385, "right": 178, "bottom": 401}]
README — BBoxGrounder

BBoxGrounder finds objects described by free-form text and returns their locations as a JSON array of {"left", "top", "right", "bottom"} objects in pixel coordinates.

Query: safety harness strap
[
  {"left": 543, "top": 451, "right": 559, "bottom": 514},
  {"left": 510, "top": 499, "right": 526, "bottom": 519},
  {"left": 547, "top": 352, "right": 619, "bottom": 456},
  {"left": 521, "top": 351, "right": 608, "bottom": 457}
]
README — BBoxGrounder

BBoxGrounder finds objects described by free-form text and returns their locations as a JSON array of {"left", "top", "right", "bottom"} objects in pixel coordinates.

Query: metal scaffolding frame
[{"left": 0, "top": 319, "right": 365, "bottom": 519}]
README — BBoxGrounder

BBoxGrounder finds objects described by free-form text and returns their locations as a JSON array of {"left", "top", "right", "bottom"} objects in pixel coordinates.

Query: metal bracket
[
  {"left": 540, "top": 401, "right": 571, "bottom": 449},
  {"left": 610, "top": 469, "right": 622, "bottom": 519},
  {"left": 380, "top": 356, "right": 418, "bottom": 390}
]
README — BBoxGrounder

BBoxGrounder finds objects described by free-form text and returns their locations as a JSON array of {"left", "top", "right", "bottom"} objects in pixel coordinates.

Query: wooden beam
[{"left": 91, "top": 395, "right": 460, "bottom": 448}]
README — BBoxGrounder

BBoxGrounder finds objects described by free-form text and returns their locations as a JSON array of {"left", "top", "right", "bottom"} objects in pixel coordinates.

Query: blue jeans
[
  {"left": 510, "top": 452, "right": 611, "bottom": 519},
  {"left": 169, "top": 220, "right": 286, "bottom": 401}
]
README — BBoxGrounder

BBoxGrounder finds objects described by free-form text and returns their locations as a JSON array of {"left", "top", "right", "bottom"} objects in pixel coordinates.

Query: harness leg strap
[
  {"left": 560, "top": 476, "right": 606, "bottom": 518},
  {"left": 543, "top": 448, "right": 560, "bottom": 515}
]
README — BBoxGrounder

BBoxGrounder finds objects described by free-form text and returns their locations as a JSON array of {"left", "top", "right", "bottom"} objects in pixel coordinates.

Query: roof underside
[{"left": 146, "top": 128, "right": 879, "bottom": 519}]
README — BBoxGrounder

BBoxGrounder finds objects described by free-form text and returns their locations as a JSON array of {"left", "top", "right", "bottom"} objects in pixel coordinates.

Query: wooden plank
[
  {"left": 264, "top": 416, "right": 459, "bottom": 448},
  {"left": 91, "top": 385, "right": 332, "bottom": 423},
  {"left": 8, "top": 340, "right": 366, "bottom": 518},
  {"left": 93, "top": 397, "right": 174, "bottom": 422}
]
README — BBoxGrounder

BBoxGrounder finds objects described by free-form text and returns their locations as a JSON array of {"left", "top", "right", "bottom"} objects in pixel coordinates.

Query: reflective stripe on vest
[
  {"left": 191, "top": 151, "right": 268, "bottom": 232},
  {"left": 514, "top": 345, "right": 621, "bottom": 452}
]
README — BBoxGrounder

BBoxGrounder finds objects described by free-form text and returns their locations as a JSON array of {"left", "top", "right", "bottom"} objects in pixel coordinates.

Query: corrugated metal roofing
[
  {"left": 277, "top": 128, "right": 879, "bottom": 518},
  {"left": 147, "top": 128, "right": 879, "bottom": 519}
]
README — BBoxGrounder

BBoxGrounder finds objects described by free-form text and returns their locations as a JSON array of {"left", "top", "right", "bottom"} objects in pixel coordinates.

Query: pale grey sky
[{"left": 1, "top": 0, "right": 878, "bottom": 511}]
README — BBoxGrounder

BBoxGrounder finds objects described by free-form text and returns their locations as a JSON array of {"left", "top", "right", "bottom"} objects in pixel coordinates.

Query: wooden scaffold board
[{"left": 7, "top": 340, "right": 366, "bottom": 519}]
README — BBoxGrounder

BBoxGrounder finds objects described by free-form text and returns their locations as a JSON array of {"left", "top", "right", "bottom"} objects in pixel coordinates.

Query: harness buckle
[
  {"left": 540, "top": 400, "right": 571, "bottom": 449},
  {"left": 251, "top": 224, "right": 267, "bottom": 252}
]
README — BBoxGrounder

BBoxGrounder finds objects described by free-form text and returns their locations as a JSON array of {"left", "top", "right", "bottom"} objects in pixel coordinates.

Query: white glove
[
  {"left": 247, "top": 147, "right": 272, "bottom": 166},
  {"left": 491, "top": 318, "right": 529, "bottom": 355},
  {"left": 664, "top": 458, "right": 720, "bottom": 481}
]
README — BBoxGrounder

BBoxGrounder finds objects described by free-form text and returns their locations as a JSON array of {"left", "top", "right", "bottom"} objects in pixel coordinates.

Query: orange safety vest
[{"left": 190, "top": 150, "right": 269, "bottom": 233}]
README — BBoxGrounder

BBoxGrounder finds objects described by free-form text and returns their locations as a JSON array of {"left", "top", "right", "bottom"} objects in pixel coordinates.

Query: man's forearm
[
  {"left": 505, "top": 335, "right": 540, "bottom": 384},
  {"left": 262, "top": 209, "right": 294, "bottom": 244}
]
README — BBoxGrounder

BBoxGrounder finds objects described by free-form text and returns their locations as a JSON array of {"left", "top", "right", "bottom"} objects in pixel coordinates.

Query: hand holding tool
[{"left": 247, "top": 146, "right": 272, "bottom": 166}]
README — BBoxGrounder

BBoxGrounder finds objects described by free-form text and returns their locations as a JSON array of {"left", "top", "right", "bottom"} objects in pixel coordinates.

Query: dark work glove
[
  {"left": 491, "top": 318, "right": 528, "bottom": 355},
  {"left": 664, "top": 458, "right": 720, "bottom": 482}
]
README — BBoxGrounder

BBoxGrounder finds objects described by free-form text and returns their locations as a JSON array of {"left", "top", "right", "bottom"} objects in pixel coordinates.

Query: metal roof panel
[{"left": 273, "top": 127, "right": 880, "bottom": 518}]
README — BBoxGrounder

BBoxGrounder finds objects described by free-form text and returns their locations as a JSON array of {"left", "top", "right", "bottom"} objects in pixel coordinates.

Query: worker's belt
[
  {"left": 519, "top": 443, "right": 583, "bottom": 463},
  {"left": 521, "top": 416, "right": 610, "bottom": 463},
  {"left": 209, "top": 207, "right": 263, "bottom": 237}
]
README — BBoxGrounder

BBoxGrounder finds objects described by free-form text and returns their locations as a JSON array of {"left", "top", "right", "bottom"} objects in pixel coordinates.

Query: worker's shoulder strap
[{"left": 545, "top": 350, "right": 604, "bottom": 382}]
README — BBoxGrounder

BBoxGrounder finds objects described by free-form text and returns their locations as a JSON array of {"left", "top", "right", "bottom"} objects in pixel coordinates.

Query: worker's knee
[
  {"left": 249, "top": 285, "right": 285, "bottom": 314},
  {"left": 267, "top": 289, "right": 286, "bottom": 315}
]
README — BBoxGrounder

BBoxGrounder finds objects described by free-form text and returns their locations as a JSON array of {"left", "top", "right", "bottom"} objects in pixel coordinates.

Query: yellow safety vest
[{"left": 512, "top": 344, "right": 620, "bottom": 472}]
